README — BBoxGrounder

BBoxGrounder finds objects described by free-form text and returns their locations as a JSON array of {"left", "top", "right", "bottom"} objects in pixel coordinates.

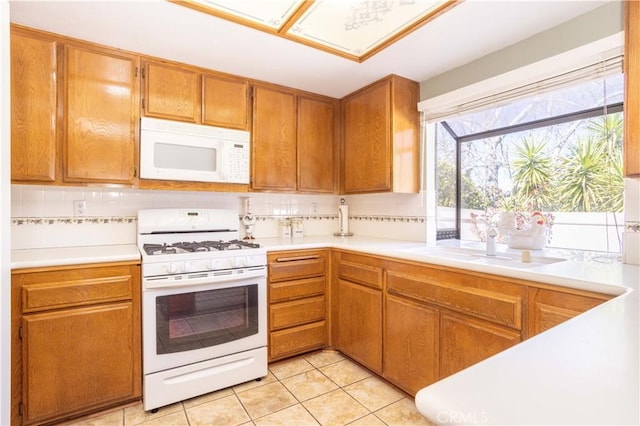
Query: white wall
[
  {"left": 1, "top": 1, "right": 11, "bottom": 423},
  {"left": 420, "top": 1, "right": 624, "bottom": 100}
]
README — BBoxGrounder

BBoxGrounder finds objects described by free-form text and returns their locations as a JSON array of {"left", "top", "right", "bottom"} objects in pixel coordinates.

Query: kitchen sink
[
  {"left": 397, "top": 246, "right": 566, "bottom": 269},
  {"left": 470, "top": 253, "right": 566, "bottom": 269},
  {"left": 397, "top": 246, "right": 480, "bottom": 261}
]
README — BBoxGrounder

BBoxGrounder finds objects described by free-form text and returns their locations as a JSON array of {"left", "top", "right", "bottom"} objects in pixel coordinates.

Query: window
[{"left": 434, "top": 71, "right": 624, "bottom": 253}]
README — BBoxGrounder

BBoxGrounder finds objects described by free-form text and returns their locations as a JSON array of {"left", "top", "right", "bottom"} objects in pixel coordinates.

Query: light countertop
[
  {"left": 11, "top": 236, "right": 639, "bottom": 424},
  {"left": 11, "top": 244, "right": 141, "bottom": 269}
]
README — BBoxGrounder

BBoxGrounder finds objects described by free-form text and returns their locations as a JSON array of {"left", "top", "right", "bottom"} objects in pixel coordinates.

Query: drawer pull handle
[{"left": 275, "top": 255, "right": 320, "bottom": 262}]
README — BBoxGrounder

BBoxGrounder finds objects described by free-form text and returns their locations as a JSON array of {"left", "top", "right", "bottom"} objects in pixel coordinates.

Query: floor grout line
[{"left": 59, "top": 350, "right": 427, "bottom": 426}]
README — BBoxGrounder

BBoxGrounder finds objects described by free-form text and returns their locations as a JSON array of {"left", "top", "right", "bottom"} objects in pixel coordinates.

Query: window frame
[{"left": 435, "top": 101, "right": 624, "bottom": 241}]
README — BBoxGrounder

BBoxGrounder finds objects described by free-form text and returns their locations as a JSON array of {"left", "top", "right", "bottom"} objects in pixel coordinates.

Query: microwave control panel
[{"left": 226, "top": 142, "right": 250, "bottom": 184}]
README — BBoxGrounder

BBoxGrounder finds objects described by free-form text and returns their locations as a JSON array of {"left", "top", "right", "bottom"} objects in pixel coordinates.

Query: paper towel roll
[{"left": 334, "top": 205, "right": 353, "bottom": 236}]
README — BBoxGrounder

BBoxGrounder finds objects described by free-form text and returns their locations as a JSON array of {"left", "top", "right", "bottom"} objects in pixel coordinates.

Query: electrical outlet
[{"left": 74, "top": 200, "right": 87, "bottom": 217}]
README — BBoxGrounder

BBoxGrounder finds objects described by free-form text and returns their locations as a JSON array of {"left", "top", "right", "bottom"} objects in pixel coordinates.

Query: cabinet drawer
[
  {"left": 270, "top": 277, "right": 325, "bottom": 302},
  {"left": 270, "top": 296, "right": 325, "bottom": 330},
  {"left": 268, "top": 252, "right": 326, "bottom": 282},
  {"left": 269, "top": 321, "right": 326, "bottom": 360},
  {"left": 22, "top": 275, "right": 133, "bottom": 313},
  {"left": 338, "top": 260, "right": 383, "bottom": 289},
  {"left": 387, "top": 270, "right": 522, "bottom": 329}
]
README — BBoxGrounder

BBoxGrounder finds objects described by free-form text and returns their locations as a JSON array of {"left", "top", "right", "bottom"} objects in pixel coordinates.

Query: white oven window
[
  {"left": 155, "top": 284, "right": 258, "bottom": 354},
  {"left": 154, "top": 142, "right": 218, "bottom": 172}
]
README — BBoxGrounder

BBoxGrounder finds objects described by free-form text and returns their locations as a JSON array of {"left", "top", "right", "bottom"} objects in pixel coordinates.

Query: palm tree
[
  {"left": 510, "top": 136, "right": 555, "bottom": 210},
  {"left": 555, "top": 137, "right": 611, "bottom": 211}
]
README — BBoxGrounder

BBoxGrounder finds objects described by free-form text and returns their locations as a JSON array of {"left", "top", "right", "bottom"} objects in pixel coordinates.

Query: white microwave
[{"left": 139, "top": 117, "right": 250, "bottom": 184}]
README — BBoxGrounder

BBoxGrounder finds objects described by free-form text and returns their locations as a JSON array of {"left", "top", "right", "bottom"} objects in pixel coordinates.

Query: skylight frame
[{"left": 171, "top": 0, "right": 460, "bottom": 62}]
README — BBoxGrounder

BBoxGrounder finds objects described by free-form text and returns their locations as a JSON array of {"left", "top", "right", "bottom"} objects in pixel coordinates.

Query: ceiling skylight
[{"left": 172, "top": 0, "right": 459, "bottom": 62}]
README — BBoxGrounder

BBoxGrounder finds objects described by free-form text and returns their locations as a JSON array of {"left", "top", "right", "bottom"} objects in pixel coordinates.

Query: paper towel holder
[{"left": 334, "top": 198, "right": 353, "bottom": 237}]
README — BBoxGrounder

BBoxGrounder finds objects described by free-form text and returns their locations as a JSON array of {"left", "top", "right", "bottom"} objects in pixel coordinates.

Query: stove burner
[
  {"left": 143, "top": 240, "right": 261, "bottom": 255},
  {"left": 143, "top": 243, "right": 184, "bottom": 255}
]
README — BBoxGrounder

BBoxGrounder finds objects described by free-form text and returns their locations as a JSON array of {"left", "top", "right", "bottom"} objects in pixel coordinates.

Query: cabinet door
[
  {"left": 252, "top": 86, "right": 297, "bottom": 191},
  {"left": 22, "top": 302, "right": 138, "bottom": 425},
  {"left": 297, "top": 96, "right": 336, "bottom": 193},
  {"left": 143, "top": 61, "right": 199, "bottom": 122},
  {"left": 202, "top": 74, "right": 249, "bottom": 129},
  {"left": 10, "top": 30, "right": 57, "bottom": 182},
  {"left": 342, "top": 80, "right": 391, "bottom": 193},
  {"left": 625, "top": 0, "right": 640, "bottom": 177},
  {"left": 528, "top": 288, "right": 609, "bottom": 337},
  {"left": 440, "top": 312, "right": 521, "bottom": 379},
  {"left": 63, "top": 45, "right": 138, "bottom": 184},
  {"left": 337, "top": 279, "right": 382, "bottom": 373},
  {"left": 384, "top": 294, "right": 439, "bottom": 395}
]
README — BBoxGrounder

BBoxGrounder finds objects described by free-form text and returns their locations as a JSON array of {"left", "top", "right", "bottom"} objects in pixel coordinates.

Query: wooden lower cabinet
[
  {"left": 383, "top": 294, "right": 439, "bottom": 394},
  {"left": 528, "top": 287, "right": 611, "bottom": 337},
  {"left": 22, "top": 303, "right": 137, "bottom": 424},
  {"left": 337, "top": 279, "right": 383, "bottom": 373},
  {"left": 12, "top": 263, "right": 141, "bottom": 426},
  {"left": 439, "top": 312, "right": 521, "bottom": 379},
  {"left": 265, "top": 249, "right": 613, "bottom": 398},
  {"left": 267, "top": 249, "right": 328, "bottom": 362},
  {"left": 269, "top": 321, "right": 326, "bottom": 361}
]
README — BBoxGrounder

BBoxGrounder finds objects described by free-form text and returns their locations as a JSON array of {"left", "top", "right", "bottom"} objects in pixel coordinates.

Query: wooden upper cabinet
[
  {"left": 297, "top": 96, "right": 337, "bottom": 193},
  {"left": 625, "top": 0, "right": 640, "bottom": 177},
  {"left": 143, "top": 60, "right": 250, "bottom": 131},
  {"left": 10, "top": 28, "right": 58, "bottom": 183},
  {"left": 341, "top": 75, "right": 419, "bottom": 194},
  {"left": 143, "top": 61, "right": 199, "bottom": 123},
  {"left": 252, "top": 85, "right": 297, "bottom": 191},
  {"left": 202, "top": 74, "right": 249, "bottom": 130},
  {"left": 63, "top": 44, "right": 138, "bottom": 184},
  {"left": 343, "top": 80, "right": 391, "bottom": 193}
]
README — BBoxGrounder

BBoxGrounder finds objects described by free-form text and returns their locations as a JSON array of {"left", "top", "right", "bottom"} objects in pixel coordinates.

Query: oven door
[{"left": 142, "top": 275, "right": 266, "bottom": 374}]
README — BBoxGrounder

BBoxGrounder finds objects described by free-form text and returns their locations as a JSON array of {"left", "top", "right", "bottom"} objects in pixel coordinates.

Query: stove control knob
[
  {"left": 239, "top": 256, "right": 249, "bottom": 267},
  {"left": 166, "top": 263, "right": 179, "bottom": 274},
  {"left": 207, "top": 260, "right": 217, "bottom": 270},
  {"left": 183, "top": 261, "right": 193, "bottom": 273}
]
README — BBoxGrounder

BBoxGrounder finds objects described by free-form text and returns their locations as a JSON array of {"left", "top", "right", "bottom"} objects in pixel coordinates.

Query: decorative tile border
[
  {"left": 12, "top": 216, "right": 137, "bottom": 226},
  {"left": 247, "top": 214, "right": 338, "bottom": 221},
  {"left": 11, "top": 214, "right": 427, "bottom": 226},
  {"left": 246, "top": 214, "right": 426, "bottom": 224},
  {"left": 351, "top": 215, "right": 426, "bottom": 224},
  {"left": 626, "top": 221, "right": 640, "bottom": 232}
]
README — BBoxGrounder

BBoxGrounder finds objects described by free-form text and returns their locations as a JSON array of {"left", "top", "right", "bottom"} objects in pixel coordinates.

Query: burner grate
[{"left": 143, "top": 240, "right": 261, "bottom": 255}]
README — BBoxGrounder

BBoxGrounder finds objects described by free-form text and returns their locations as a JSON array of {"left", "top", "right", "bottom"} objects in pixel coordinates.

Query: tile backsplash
[
  {"left": 11, "top": 185, "right": 430, "bottom": 249},
  {"left": 12, "top": 182, "right": 637, "bottom": 265}
]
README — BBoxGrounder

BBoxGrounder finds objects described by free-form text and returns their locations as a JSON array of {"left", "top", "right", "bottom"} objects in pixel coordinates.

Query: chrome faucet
[{"left": 486, "top": 224, "right": 498, "bottom": 256}]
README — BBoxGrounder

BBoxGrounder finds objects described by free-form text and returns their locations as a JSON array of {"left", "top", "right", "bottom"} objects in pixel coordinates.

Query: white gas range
[{"left": 137, "top": 208, "right": 268, "bottom": 412}]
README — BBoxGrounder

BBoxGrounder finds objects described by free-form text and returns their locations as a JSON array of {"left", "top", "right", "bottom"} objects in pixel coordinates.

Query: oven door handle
[{"left": 144, "top": 267, "right": 266, "bottom": 289}]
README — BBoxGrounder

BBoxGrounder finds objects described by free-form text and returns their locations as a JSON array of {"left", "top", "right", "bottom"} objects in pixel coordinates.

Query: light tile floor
[{"left": 59, "top": 350, "right": 434, "bottom": 426}]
